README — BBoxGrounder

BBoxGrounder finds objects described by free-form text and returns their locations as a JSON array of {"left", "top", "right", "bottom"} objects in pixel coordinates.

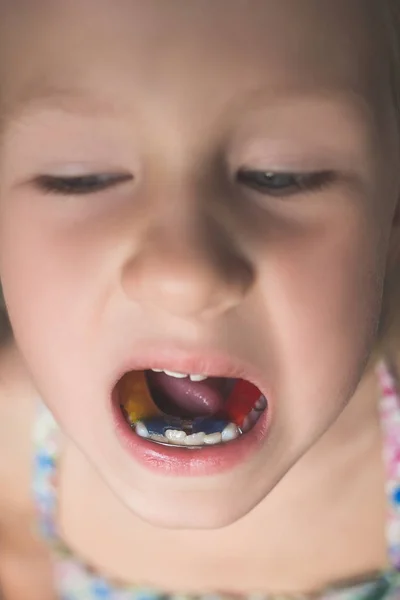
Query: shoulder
[{"left": 0, "top": 340, "right": 38, "bottom": 519}]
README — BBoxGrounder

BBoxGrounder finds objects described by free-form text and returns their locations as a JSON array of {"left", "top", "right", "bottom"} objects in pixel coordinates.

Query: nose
[{"left": 122, "top": 217, "right": 253, "bottom": 320}]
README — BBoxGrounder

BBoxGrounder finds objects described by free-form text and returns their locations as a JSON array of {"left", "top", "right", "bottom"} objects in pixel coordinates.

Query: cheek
[
  {"left": 0, "top": 214, "right": 120, "bottom": 450},
  {"left": 0, "top": 203, "right": 118, "bottom": 393},
  {"left": 257, "top": 201, "right": 387, "bottom": 429}
]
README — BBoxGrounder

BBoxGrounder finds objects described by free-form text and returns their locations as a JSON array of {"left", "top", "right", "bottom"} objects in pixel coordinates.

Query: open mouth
[{"left": 116, "top": 369, "right": 268, "bottom": 449}]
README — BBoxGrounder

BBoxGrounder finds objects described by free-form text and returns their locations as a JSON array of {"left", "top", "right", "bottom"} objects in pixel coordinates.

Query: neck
[{"left": 236, "top": 357, "right": 387, "bottom": 592}]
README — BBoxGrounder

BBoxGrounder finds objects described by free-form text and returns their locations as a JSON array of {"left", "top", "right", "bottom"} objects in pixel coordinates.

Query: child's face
[{"left": 0, "top": 1, "right": 398, "bottom": 528}]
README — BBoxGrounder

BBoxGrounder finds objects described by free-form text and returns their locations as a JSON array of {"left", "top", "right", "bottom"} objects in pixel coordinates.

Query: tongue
[{"left": 146, "top": 371, "right": 228, "bottom": 417}]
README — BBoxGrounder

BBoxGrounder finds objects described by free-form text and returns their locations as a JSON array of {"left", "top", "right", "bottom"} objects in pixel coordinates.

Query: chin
[{"left": 118, "top": 482, "right": 266, "bottom": 530}]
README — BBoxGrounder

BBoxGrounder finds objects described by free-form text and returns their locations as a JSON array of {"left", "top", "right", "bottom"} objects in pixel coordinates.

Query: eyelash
[
  {"left": 33, "top": 169, "right": 335, "bottom": 198},
  {"left": 34, "top": 173, "right": 134, "bottom": 195},
  {"left": 236, "top": 169, "right": 336, "bottom": 197}
]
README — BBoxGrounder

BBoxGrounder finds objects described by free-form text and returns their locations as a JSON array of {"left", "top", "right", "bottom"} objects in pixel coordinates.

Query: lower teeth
[
  {"left": 136, "top": 424, "right": 238, "bottom": 446},
  {"left": 130, "top": 402, "right": 266, "bottom": 448}
]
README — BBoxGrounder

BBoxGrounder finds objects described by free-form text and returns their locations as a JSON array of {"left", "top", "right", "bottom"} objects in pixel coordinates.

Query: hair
[
  {"left": 373, "top": 1, "right": 400, "bottom": 361},
  {"left": 1, "top": 3, "right": 400, "bottom": 357}
]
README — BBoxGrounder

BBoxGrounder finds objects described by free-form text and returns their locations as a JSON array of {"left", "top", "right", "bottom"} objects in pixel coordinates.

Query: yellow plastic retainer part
[{"left": 119, "top": 370, "right": 161, "bottom": 424}]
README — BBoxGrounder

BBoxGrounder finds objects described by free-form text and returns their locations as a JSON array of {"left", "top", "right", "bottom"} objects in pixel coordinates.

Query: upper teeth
[{"left": 152, "top": 369, "right": 208, "bottom": 382}]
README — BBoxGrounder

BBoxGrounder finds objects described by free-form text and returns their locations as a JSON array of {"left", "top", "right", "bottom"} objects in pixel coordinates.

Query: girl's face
[{"left": 0, "top": 1, "right": 398, "bottom": 528}]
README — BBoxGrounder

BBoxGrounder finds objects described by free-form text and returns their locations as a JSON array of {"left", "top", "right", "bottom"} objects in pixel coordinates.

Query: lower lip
[{"left": 112, "top": 391, "right": 270, "bottom": 477}]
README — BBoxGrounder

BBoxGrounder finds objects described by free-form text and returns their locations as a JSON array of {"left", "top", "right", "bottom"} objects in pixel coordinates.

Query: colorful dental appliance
[
  {"left": 119, "top": 371, "right": 161, "bottom": 424},
  {"left": 120, "top": 372, "right": 263, "bottom": 440}
]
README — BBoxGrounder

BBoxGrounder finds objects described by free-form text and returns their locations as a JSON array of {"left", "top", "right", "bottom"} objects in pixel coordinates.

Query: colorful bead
[
  {"left": 223, "top": 379, "right": 261, "bottom": 426},
  {"left": 392, "top": 486, "right": 400, "bottom": 507}
]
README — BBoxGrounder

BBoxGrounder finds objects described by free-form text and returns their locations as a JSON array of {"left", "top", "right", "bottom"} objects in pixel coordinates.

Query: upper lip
[{"left": 113, "top": 344, "right": 270, "bottom": 397}]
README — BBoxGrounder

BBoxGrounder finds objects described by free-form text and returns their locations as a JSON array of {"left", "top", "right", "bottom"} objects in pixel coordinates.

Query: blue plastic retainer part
[{"left": 141, "top": 415, "right": 230, "bottom": 436}]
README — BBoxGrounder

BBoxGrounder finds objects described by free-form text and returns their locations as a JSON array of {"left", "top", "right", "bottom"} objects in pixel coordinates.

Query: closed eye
[
  {"left": 33, "top": 172, "right": 134, "bottom": 195},
  {"left": 236, "top": 169, "right": 336, "bottom": 197}
]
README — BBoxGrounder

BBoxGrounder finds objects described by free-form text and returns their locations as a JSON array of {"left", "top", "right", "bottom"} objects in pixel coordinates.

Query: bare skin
[
  {"left": 0, "top": 341, "right": 388, "bottom": 597},
  {"left": 0, "top": 1, "right": 398, "bottom": 598}
]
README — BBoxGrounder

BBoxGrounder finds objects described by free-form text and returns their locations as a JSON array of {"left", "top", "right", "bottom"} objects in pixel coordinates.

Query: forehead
[{"left": 0, "top": 0, "right": 387, "bottom": 127}]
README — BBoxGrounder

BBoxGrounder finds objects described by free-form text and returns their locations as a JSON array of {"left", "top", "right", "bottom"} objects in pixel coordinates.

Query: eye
[
  {"left": 236, "top": 169, "right": 335, "bottom": 197},
  {"left": 33, "top": 172, "right": 134, "bottom": 196}
]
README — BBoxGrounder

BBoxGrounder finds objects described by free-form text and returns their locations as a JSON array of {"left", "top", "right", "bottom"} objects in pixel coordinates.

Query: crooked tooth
[
  {"left": 151, "top": 368, "right": 163, "bottom": 373},
  {"left": 185, "top": 432, "right": 206, "bottom": 446},
  {"left": 189, "top": 374, "right": 208, "bottom": 382},
  {"left": 221, "top": 423, "right": 240, "bottom": 442},
  {"left": 135, "top": 422, "right": 149, "bottom": 438},
  {"left": 255, "top": 396, "right": 267, "bottom": 411},
  {"left": 164, "top": 370, "right": 188, "bottom": 379},
  {"left": 204, "top": 432, "right": 222, "bottom": 445},
  {"left": 165, "top": 429, "right": 187, "bottom": 443}
]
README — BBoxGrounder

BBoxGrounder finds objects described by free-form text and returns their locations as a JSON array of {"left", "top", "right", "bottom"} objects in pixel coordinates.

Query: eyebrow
[
  {"left": 4, "top": 83, "right": 121, "bottom": 124},
  {"left": 4, "top": 80, "right": 372, "bottom": 133}
]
